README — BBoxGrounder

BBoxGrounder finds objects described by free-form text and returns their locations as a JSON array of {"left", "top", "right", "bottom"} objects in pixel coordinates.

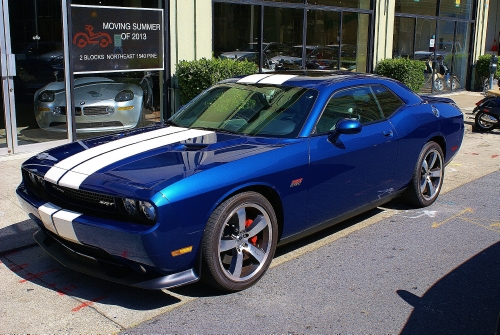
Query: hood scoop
[{"left": 173, "top": 143, "right": 209, "bottom": 151}]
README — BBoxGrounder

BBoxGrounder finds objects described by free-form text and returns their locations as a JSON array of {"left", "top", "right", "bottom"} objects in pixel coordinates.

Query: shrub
[
  {"left": 475, "top": 54, "right": 500, "bottom": 80},
  {"left": 176, "top": 58, "right": 257, "bottom": 105},
  {"left": 375, "top": 58, "right": 426, "bottom": 92}
]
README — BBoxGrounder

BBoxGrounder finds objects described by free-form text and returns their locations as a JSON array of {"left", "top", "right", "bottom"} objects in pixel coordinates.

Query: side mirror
[{"left": 328, "top": 119, "right": 362, "bottom": 143}]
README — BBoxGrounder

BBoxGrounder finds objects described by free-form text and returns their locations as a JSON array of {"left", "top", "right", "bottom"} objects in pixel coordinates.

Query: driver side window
[{"left": 315, "top": 86, "right": 384, "bottom": 134}]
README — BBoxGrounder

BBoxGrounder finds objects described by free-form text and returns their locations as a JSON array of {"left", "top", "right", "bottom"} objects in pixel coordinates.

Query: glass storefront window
[
  {"left": 342, "top": 12, "right": 368, "bottom": 72},
  {"left": 214, "top": 2, "right": 372, "bottom": 73},
  {"left": 306, "top": 10, "right": 340, "bottom": 70},
  {"left": 393, "top": 16, "right": 415, "bottom": 58},
  {"left": 214, "top": 3, "right": 261, "bottom": 68},
  {"left": 309, "top": 0, "right": 370, "bottom": 10},
  {"left": 9, "top": 0, "right": 68, "bottom": 145},
  {"left": 440, "top": 0, "right": 472, "bottom": 19},
  {"left": 263, "top": 7, "right": 304, "bottom": 71},
  {"left": 395, "top": 0, "right": 438, "bottom": 16},
  {"left": 453, "top": 22, "right": 471, "bottom": 90}
]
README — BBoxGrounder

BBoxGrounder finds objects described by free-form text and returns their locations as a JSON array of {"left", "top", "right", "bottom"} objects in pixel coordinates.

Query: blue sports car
[{"left": 16, "top": 72, "right": 464, "bottom": 291}]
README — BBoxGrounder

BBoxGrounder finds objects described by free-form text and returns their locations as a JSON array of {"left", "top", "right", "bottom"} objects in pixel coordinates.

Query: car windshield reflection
[{"left": 171, "top": 83, "right": 318, "bottom": 138}]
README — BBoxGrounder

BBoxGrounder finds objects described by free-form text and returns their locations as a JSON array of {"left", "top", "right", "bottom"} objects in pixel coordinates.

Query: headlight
[
  {"left": 38, "top": 91, "right": 55, "bottom": 102},
  {"left": 139, "top": 201, "right": 156, "bottom": 221},
  {"left": 123, "top": 198, "right": 137, "bottom": 215},
  {"left": 115, "top": 90, "right": 134, "bottom": 102}
]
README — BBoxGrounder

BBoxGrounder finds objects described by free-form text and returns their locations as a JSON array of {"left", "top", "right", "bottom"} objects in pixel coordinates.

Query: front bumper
[
  {"left": 34, "top": 229, "right": 199, "bottom": 290},
  {"left": 16, "top": 183, "right": 200, "bottom": 290}
]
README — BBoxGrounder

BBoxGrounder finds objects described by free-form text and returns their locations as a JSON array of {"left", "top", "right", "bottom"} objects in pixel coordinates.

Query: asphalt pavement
[
  {"left": 124, "top": 170, "right": 500, "bottom": 334},
  {"left": 0, "top": 90, "right": 499, "bottom": 333}
]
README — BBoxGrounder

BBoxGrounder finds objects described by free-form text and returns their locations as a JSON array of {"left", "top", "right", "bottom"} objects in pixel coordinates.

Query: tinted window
[
  {"left": 315, "top": 86, "right": 384, "bottom": 134},
  {"left": 171, "top": 84, "right": 318, "bottom": 138},
  {"left": 371, "top": 85, "right": 404, "bottom": 118}
]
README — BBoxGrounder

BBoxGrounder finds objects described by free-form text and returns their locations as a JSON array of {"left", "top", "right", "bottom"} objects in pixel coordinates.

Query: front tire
[
  {"left": 475, "top": 111, "right": 498, "bottom": 132},
  {"left": 201, "top": 191, "right": 278, "bottom": 291},
  {"left": 403, "top": 141, "right": 444, "bottom": 207}
]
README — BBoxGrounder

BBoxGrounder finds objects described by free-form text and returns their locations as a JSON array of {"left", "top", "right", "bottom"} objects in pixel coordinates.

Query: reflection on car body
[{"left": 17, "top": 72, "right": 464, "bottom": 292}]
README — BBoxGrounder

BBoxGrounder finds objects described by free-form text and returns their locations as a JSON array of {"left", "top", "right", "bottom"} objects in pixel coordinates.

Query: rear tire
[
  {"left": 201, "top": 191, "right": 278, "bottom": 291},
  {"left": 403, "top": 141, "right": 444, "bottom": 207}
]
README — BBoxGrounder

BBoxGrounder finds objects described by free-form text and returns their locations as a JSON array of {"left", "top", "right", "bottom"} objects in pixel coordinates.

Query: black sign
[{"left": 71, "top": 5, "right": 164, "bottom": 74}]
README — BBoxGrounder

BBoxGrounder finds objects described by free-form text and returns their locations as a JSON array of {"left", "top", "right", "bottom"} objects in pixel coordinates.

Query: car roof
[
  {"left": 223, "top": 71, "right": 384, "bottom": 88},
  {"left": 220, "top": 70, "right": 423, "bottom": 105}
]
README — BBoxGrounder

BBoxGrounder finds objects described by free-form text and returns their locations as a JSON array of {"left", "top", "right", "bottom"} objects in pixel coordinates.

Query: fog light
[
  {"left": 139, "top": 201, "right": 156, "bottom": 221},
  {"left": 123, "top": 198, "right": 136, "bottom": 216}
]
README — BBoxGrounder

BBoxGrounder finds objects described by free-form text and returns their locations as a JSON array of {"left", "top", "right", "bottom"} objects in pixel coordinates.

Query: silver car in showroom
[{"left": 34, "top": 77, "right": 144, "bottom": 133}]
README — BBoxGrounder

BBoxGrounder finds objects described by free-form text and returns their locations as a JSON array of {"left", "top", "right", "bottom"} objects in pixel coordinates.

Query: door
[{"left": 307, "top": 86, "right": 399, "bottom": 226}]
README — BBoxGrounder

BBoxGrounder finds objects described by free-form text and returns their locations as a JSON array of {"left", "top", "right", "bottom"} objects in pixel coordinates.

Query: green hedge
[
  {"left": 176, "top": 58, "right": 257, "bottom": 105},
  {"left": 475, "top": 54, "right": 500, "bottom": 80},
  {"left": 375, "top": 58, "right": 426, "bottom": 92}
]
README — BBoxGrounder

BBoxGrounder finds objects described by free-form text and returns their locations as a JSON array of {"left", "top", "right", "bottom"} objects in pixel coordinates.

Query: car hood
[{"left": 23, "top": 125, "right": 283, "bottom": 197}]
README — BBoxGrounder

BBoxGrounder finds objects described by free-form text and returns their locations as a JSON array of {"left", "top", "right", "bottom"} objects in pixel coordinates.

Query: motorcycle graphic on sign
[{"left": 73, "top": 25, "right": 112, "bottom": 48}]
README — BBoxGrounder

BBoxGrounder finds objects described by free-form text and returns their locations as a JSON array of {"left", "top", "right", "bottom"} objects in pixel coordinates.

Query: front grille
[
  {"left": 53, "top": 107, "right": 82, "bottom": 116},
  {"left": 83, "top": 106, "right": 114, "bottom": 116},
  {"left": 49, "top": 121, "right": 124, "bottom": 129},
  {"left": 47, "top": 183, "right": 116, "bottom": 212}
]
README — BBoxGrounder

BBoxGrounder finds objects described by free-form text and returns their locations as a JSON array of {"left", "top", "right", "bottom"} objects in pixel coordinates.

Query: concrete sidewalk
[{"left": 0, "top": 90, "right": 497, "bottom": 255}]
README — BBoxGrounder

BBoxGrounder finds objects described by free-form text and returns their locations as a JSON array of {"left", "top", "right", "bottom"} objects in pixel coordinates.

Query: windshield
[{"left": 170, "top": 83, "right": 318, "bottom": 138}]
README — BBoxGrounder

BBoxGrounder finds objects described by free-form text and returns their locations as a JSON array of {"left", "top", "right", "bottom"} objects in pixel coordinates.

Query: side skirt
[{"left": 277, "top": 189, "right": 405, "bottom": 247}]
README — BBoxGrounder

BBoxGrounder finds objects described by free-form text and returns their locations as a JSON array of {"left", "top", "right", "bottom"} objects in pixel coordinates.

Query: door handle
[{"left": 383, "top": 130, "right": 393, "bottom": 137}]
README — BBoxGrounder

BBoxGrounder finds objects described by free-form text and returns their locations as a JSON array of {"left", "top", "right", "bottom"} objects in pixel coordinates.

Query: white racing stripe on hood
[
  {"left": 57, "top": 128, "right": 214, "bottom": 189},
  {"left": 45, "top": 126, "right": 188, "bottom": 184}
]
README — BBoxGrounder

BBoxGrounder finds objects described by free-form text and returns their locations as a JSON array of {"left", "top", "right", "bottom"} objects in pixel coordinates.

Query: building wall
[
  {"left": 169, "top": 0, "right": 212, "bottom": 73},
  {"left": 373, "top": 0, "right": 396, "bottom": 68}
]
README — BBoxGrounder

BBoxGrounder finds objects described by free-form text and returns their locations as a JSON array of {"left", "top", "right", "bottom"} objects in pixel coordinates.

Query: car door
[{"left": 307, "top": 85, "right": 399, "bottom": 227}]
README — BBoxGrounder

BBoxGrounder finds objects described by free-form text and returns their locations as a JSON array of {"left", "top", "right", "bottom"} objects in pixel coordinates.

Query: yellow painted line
[
  {"left": 431, "top": 208, "right": 473, "bottom": 228},
  {"left": 490, "top": 223, "right": 500, "bottom": 228},
  {"left": 458, "top": 217, "right": 500, "bottom": 234}
]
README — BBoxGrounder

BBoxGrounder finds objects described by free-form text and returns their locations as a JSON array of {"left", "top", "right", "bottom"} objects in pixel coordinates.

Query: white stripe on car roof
[
  {"left": 45, "top": 126, "right": 188, "bottom": 184},
  {"left": 258, "top": 74, "right": 298, "bottom": 85},
  {"left": 237, "top": 74, "right": 273, "bottom": 83},
  {"left": 57, "top": 128, "right": 214, "bottom": 189}
]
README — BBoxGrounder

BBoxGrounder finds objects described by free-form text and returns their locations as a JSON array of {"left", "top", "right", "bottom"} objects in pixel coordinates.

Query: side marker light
[{"left": 171, "top": 246, "right": 193, "bottom": 257}]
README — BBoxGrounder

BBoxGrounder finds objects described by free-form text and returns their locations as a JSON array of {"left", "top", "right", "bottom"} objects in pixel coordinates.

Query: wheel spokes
[
  {"left": 220, "top": 238, "right": 237, "bottom": 252},
  {"left": 246, "top": 215, "right": 267, "bottom": 238},
  {"left": 236, "top": 208, "right": 247, "bottom": 231},
  {"left": 427, "top": 152, "right": 438, "bottom": 170},
  {"left": 229, "top": 249, "right": 243, "bottom": 277},
  {"left": 429, "top": 168, "right": 442, "bottom": 178},
  {"left": 244, "top": 244, "right": 265, "bottom": 264}
]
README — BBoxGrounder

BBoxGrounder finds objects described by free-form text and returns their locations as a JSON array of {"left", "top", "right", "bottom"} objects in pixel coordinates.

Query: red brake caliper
[{"left": 245, "top": 219, "right": 258, "bottom": 245}]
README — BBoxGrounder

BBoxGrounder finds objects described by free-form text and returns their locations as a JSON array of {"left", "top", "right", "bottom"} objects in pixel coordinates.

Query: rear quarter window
[{"left": 372, "top": 85, "right": 404, "bottom": 118}]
